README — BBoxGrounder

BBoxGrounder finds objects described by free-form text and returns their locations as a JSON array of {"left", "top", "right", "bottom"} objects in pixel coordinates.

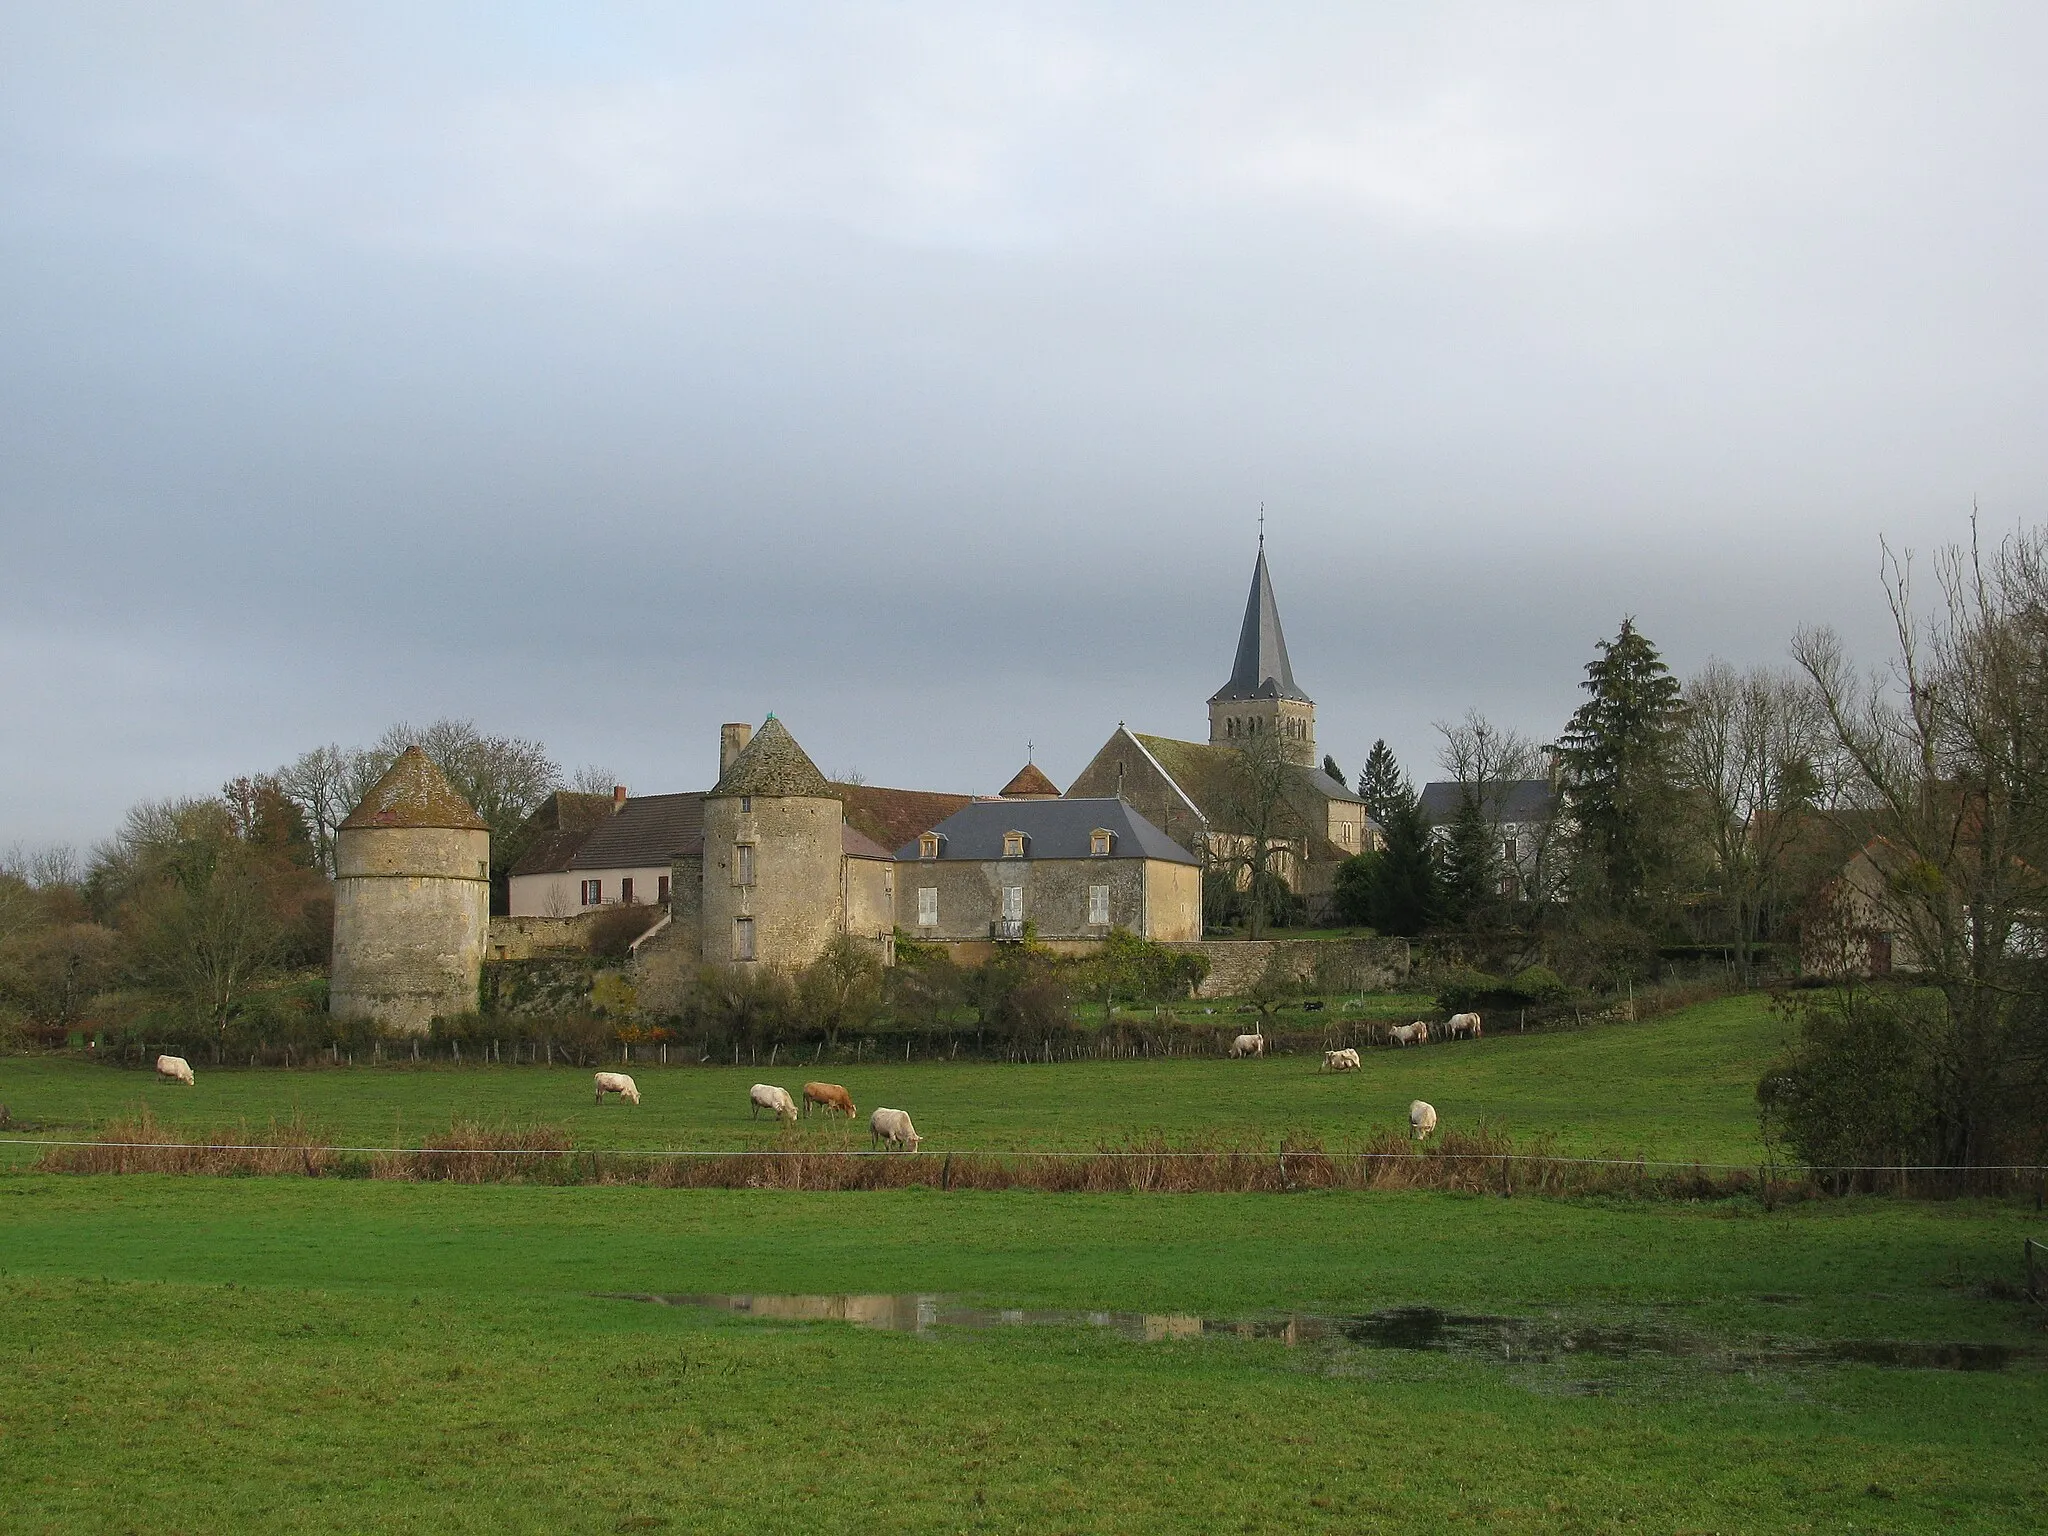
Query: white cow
[
  {"left": 155, "top": 1054, "right": 195, "bottom": 1087},
  {"left": 1321, "top": 1048, "right": 1361, "bottom": 1072},
  {"left": 594, "top": 1071, "right": 640, "bottom": 1105},
  {"left": 750, "top": 1083, "right": 798, "bottom": 1123},
  {"left": 1388, "top": 1023, "right": 1424, "bottom": 1047},
  {"left": 869, "top": 1107, "right": 922, "bottom": 1151},
  {"left": 1446, "top": 1012, "right": 1483, "bottom": 1040},
  {"left": 1228, "top": 1033, "right": 1266, "bottom": 1058},
  {"left": 1410, "top": 1100, "right": 1438, "bottom": 1141}
]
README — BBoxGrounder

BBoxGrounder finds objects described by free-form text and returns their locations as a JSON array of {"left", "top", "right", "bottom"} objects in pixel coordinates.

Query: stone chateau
[{"left": 331, "top": 544, "right": 1384, "bottom": 1024}]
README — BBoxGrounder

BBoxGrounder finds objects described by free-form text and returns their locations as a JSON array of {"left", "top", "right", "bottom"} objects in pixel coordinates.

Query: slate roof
[
  {"left": 338, "top": 746, "right": 488, "bottom": 832},
  {"left": 710, "top": 716, "right": 837, "bottom": 799},
  {"left": 1209, "top": 547, "right": 1310, "bottom": 704},
  {"left": 560, "top": 792, "right": 707, "bottom": 870},
  {"left": 998, "top": 761, "right": 1061, "bottom": 798},
  {"left": 898, "top": 797, "right": 1199, "bottom": 866},
  {"left": 834, "top": 782, "right": 974, "bottom": 850},
  {"left": 1417, "top": 780, "right": 1558, "bottom": 826}
]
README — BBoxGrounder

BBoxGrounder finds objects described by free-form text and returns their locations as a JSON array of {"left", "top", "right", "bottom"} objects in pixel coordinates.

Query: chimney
[
  {"left": 612, "top": 785, "right": 628, "bottom": 815},
  {"left": 720, "top": 722, "right": 753, "bottom": 776}
]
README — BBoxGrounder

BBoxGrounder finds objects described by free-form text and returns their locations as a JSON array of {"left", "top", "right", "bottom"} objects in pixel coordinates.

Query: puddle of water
[{"left": 599, "top": 1294, "right": 2031, "bottom": 1372}]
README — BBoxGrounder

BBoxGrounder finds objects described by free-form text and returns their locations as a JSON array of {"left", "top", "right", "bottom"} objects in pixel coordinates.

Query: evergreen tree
[
  {"left": 1556, "top": 617, "right": 1687, "bottom": 914},
  {"left": 1356, "top": 740, "right": 1408, "bottom": 827},
  {"left": 1437, "top": 789, "right": 1502, "bottom": 927},
  {"left": 1322, "top": 753, "right": 1345, "bottom": 786},
  {"left": 1334, "top": 741, "right": 1439, "bottom": 935}
]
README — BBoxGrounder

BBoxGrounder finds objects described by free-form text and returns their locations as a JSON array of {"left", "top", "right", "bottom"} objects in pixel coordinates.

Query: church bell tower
[{"left": 1207, "top": 539, "right": 1316, "bottom": 767}]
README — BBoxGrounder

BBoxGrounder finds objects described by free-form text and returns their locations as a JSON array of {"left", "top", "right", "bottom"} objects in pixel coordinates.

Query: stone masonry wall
[{"left": 1162, "top": 936, "right": 1410, "bottom": 999}]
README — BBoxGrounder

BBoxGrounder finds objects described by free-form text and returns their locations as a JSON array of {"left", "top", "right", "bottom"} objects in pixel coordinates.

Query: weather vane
[{"left": 1258, "top": 502, "right": 1265, "bottom": 550}]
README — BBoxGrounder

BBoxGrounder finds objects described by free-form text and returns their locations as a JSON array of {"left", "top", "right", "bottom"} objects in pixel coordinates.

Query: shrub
[
  {"left": 1507, "top": 965, "right": 1571, "bottom": 1005},
  {"left": 1436, "top": 967, "right": 1506, "bottom": 1014},
  {"left": 587, "top": 902, "right": 664, "bottom": 959}
]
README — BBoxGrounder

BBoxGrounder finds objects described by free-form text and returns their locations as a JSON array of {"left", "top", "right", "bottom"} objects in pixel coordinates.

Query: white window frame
[
  {"left": 917, "top": 887, "right": 938, "bottom": 927},
  {"left": 1088, "top": 885, "right": 1110, "bottom": 925},
  {"left": 1003, "top": 886, "right": 1024, "bottom": 921}
]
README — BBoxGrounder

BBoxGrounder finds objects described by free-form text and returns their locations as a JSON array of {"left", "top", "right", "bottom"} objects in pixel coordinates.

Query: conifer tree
[
  {"left": 1356, "top": 740, "right": 1408, "bottom": 827},
  {"left": 1438, "top": 790, "right": 1499, "bottom": 927},
  {"left": 1556, "top": 618, "right": 1687, "bottom": 915},
  {"left": 1333, "top": 740, "right": 1439, "bottom": 935}
]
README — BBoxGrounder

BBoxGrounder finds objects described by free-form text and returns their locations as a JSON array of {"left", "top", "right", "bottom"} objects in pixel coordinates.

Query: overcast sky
[{"left": 5, "top": 3, "right": 2045, "bottom": 852}]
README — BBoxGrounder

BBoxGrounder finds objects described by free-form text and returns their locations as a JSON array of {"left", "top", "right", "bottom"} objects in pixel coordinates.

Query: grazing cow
[
  {"left": 1446, "top": 1012, "right": 1483, "bottom": 1040},
  {"left": 594, "top": 1071, "right": 640, "bottom": 1105},
  {"left": 869, "top": 1107, "right": 922, "bottom": 1151},
  {"left": 1228, "top": 1033, "right": 1266, "bottom": 1058},
  {"left": 750, "top": 1083, "right": 798, "bottom": 1122},
  {"left": 803, "top": 1081, "right": 856, "bottom": 1119},
  {"left": 1410, "top": 1100, "right": 1438, "bottom": 1141},
  {"left": 1321, "top": 1048, "right": 1361, "bottom": 1073},
  {"left": 1388, "top": 1023, "right": 1423, "bottom": 1047},
  {"left": 155, "top": 1054, "right": 195, "bottom": 1087}
]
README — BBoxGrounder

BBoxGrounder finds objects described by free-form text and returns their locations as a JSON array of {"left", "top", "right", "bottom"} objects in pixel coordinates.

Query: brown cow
[{"left": 803, "top": 1081, "right": 856, "bottom": 1119}]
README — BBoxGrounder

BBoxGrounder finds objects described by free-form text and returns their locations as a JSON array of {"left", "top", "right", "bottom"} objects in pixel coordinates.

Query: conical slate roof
[
  {"left": 338, "top": 746, "right": 488, "bottom": 832},
  {"left": 709, "top": 716, "right": 838, "bottom": 799},
  {"left": 998, "top": 761, "right": 1061, "bottom": 799},
  {"left": 1209, "top": 546, "right": 1310, "bottom": 704}
]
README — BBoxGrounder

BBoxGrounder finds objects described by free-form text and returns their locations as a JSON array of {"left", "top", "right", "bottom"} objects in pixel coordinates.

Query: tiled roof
[
  {"left": 1131, "top": 734, "right": 1366, "bottom": 820},
  {"left": 834, "top": 783, "right": 974, "bottom": 850},
  {"left": 899, "top": 797, "right": 1198, "bottom": 866},
  {"left": 998, "top": 761, "right": 1062, "bottom": 798},
  {"left": 338, "top": 746, "right": 488, "bottom": 832},
  {"left": 710, "top": 717, "right": 837, "bottom": 799},
  {"left": 842, "top": 824, "right": 895, "bottom": 860},
  {"left": 505, "top": 792, "right": 616, "bottom": 877},
  {"left": 563, "top": 793, "right": 706, "bottom": 870}
]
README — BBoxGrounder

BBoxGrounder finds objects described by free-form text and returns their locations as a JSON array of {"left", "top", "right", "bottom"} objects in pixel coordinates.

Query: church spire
[{"left": 1209, "top": 544, "right": 1310, "bottom": 705}]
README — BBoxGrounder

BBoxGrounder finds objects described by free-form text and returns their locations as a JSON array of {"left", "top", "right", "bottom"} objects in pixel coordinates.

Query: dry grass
[{"left": 35, "top": 1114, "right": 1784, "bottom": 1198}]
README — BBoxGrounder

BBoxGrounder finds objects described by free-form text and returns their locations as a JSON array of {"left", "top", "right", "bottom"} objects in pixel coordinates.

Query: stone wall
[
  {"left": 330, "top": 824, "right": 490, "bottom": 1034},
  {"left": 1162, "top": 936, "right": 1410, "bottom": 999},
  {"left": 486, "top": 914, "right": 592, "bottom": 960},
  {"left": 897, "top": 856, "right": 1153, "bottom": 942}
]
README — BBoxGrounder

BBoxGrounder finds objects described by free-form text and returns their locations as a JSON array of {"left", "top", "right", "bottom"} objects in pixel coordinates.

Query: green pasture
[
  {"left": 0, "top": 993, "right": 1786, "bottom": 1163},
  {"left": 3, "top": 1176, "right": 2045, "bottom": 1533}
]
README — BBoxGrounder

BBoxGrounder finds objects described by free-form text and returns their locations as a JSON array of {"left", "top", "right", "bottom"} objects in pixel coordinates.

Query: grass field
[
  {"left": 7, "top": 993, "right": 2045, "bottom": 1532},
  {"left": 0, "top": 993, "right": 1786, "bottom": 1163},
  {"left": 4, "top": 1176, "right": 2045, "bottom": 1533}
]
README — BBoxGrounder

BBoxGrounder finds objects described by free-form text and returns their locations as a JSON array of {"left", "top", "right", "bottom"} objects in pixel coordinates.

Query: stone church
[{"left": 1064, "top": 541, "right": 1377, "bottom": 917}]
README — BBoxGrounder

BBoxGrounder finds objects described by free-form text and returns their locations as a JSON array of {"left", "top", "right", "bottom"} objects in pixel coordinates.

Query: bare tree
[
  {"left": 1434, "top": 709, "right": 1539, "bottom": 824},
  {"left": 1216, "top": 727, "right": 1306, "bottom": 939},
  {"left": 1791, "top": 524, "right": 2048, "bottom": 1162},
  {"left": 277, "top": 745, "right": 380, "bottom": 876},
  {"left": 1677, "top": 661, "right": 1823, "bottom": 983},
  {"left": 569, "top": 764, "right": 620, "bottom": 796}
]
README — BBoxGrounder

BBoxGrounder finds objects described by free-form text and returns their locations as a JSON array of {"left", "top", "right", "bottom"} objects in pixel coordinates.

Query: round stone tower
[
  {"left": 329, "top": 745, "right": 491, "bottom": 1033},
  {"left": 699, "top": 716, "right": 843, "bottom": 970}
]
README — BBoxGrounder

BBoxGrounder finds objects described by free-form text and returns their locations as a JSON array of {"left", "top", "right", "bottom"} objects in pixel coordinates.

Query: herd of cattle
[{"left": 147, "top": 1008, "right": 1479, "bottom": 1152}]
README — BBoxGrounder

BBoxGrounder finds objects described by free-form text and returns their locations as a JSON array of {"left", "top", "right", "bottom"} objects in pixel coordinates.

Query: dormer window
[
  {"left": 1090, "top": 828, "right": 1113, "bottom": 857},
  {"left": 918, "top": 833, "right": 940, "bottom": 860},
  {"left": 1003, "top": 831, "right": 1026, "bottom": 859}
]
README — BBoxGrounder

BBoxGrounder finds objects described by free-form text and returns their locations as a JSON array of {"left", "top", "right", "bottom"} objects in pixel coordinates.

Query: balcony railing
[{"left": 991, "top": 919, "right": 1026, "bottom": 941}]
